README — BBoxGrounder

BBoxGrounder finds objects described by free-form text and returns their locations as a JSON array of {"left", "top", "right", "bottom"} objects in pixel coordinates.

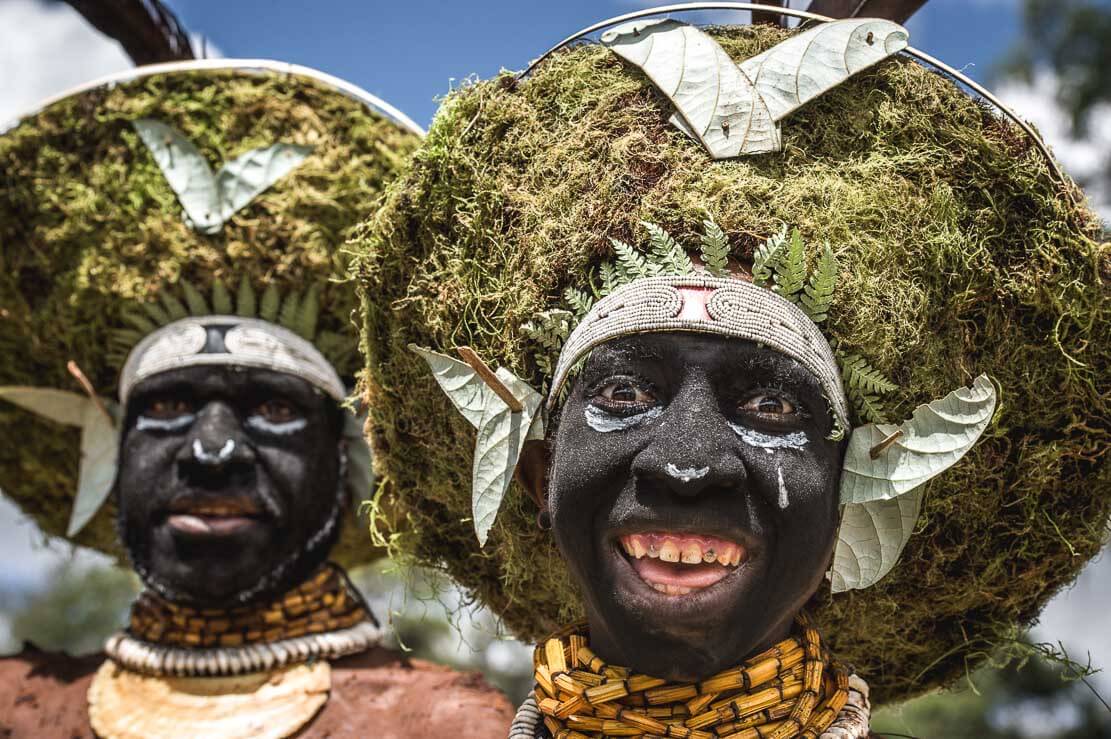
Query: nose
[
  {"left": 176, "top": 401, "right": 255, "bottom": 489},
  {"left": 630, "top": 381, "right": 747, "bottom": 498}
]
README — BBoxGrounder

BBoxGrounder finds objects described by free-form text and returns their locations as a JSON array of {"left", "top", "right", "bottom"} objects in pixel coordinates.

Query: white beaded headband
[
  {"left": 119, "top": 316, "right": 347, "bottom": 404},
  {"left": 546, "top": 275, "right": 851, "bottom": 429}
]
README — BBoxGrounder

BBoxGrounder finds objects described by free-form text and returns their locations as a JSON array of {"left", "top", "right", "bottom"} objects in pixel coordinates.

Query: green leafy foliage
[
  {"left": 610, "top": 238, "right": 650, "bottom": 282},
  {"left": 563, "top": 286, "right": 594, "bottom": 320},
  {"left": 211, "top": 279, "right": 233, "bottom": 314},
  {"left": 752, "top": 225, "right": 787, "bottom": 287},
  {"left": 259, "top": 283, "right": 281, "bottom": 322},
  {"left": 236, "top": 275, "right": 257, "bottom": 317},
  {"left": 278, "top": 290, "right": 301, "bottom": 332},
  {"left": 296, "top": 285, "right": 321, "bottom": 340},
  {"left": 642, "top": 221, "right": 693, "bottom": 275},
  {"left": 801, "top": 243, "right": 837, "bottom": 323},
  {"left": 772, "top": 227, "right": 807, "bottom": 303},
  {"left": 180, "top": 279, "right": 210, "bottom": 316},
  {"left": 841, "top": 353, "right": 898, "bottom": 424},
  {"left": 699, "top": 218, "right": 731, "bottom": 277},
  {"left": 161, "top": 291, "right": 188, "bottom": 321}
]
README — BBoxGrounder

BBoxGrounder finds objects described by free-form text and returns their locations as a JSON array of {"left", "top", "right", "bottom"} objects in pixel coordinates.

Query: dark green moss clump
[
  {"left": 353, "top": 25, "right": 1109, "bottom": 703},
  {"left": 0, "top": 68, "right": 420, "bottom": 567}
]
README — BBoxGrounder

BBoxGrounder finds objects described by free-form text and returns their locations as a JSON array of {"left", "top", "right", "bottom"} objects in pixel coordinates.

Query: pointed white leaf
[
  {"left": 133, "top": 119, "right": 223, "bottom": 233},
  {"left": 471, "top": 371, "right": 543, "bottom": 547},
  {"left": 0, "top": 387, "right": 90, "bottom": 427},
  {"left": 601, "top": 19, "right": 780, "bottom": 158},
  {"left": 214, "top": 143, "right": 313, "bottom": 225},
  {"left": 68, "top": 401, "right": 121, "bottom": 537},
  {"left": 739, "top": 19, "right": 909, "bottom": 122},
  {"left": 410, "top": 344, "right": 488, "bottom": 428},
  {"left": 840, "top": 375, "right": 996, "bottom": 504},
  {"left": 830, "top": 488, "right": 922, "bottom": 592},
  {"left": 342, "top": 411, "right": 376, "bottom": 510}
]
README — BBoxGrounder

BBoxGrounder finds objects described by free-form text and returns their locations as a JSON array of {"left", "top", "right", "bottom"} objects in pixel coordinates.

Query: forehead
[
  {"left": 582, "top": 332, "right": 823, "bottom": 392},
  {"left": 128, "top": 366, "right": 323, "bottom": 405}
]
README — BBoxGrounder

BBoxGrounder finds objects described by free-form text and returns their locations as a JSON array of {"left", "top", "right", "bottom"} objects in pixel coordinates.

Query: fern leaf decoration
[
  {"left": 237, "top": 275, "right": 258, "bottom": 317},
  {"left": 800, "top": 243, "right": 836, "bottom": 323},
  {"left": 278, "top": 291, "right": 301, "bottom": 332},
  {"left": 840, "top": 354, "right": 897, "bottom": 396},
  {"left": 259, "top": 284, "right": 281, "bottom": 322},
  {"left": 211, "top": 279, "right": 233, "bottom": 314},
  {"left": 120, "top": 310, "right": 157, "bottom": 335},
  {"left": 641, "top": 221, "right": 692, "bottom": 275},
  {"left": 161, "top": 291, "right": 188, "bottom": 321},
  {"left": 852, "top": 392, "right": 889, "bottom": 425},
  {"left": 772, "top": 228, "right": 807, "bottom": 303},
  {"left": 699, "top": 219, "right": 730, "bottom": 277},
  {"left": 598, "top": 262, "right": 620, "bottom": 297},
  {"left": 752, "top": 226, "right": 787, "bottom": 287},
  {"left": 564, "top": 286, "right": 594, "bottom": 320},
  {"left": 295, "top": 285, "right": 321, "bottom": 340},
  {"left": 611, "top": 238, "right": 650, "bottom": 282},
  {"left": 181, "top": 280, "right": 210, "bottom": 316},
  {"left": 140, "top": 299, "right": 171, "bottom": 326}
]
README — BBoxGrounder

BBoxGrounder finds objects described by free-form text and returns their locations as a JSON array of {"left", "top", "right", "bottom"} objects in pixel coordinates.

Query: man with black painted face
[{"left": 544, "top": 333, "right": 842, "bottom": 682}]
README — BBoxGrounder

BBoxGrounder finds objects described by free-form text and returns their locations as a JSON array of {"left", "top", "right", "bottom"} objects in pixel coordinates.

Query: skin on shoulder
[
  {"left": 524, "top": 332, "right": 845, "bottom": 681},
  {"left": 116, "top": 365, "right": 346, "bottom": 608}
]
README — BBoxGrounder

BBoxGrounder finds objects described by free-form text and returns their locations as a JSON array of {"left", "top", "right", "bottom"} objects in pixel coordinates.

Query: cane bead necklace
[{"left": 531, "top": 613, "right": 848, "bottom": 739}]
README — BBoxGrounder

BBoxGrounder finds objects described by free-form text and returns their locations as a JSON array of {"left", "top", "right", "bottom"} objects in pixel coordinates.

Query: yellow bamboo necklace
[{"left": 531, "top": 613, "right": 849, "bottom": 739}]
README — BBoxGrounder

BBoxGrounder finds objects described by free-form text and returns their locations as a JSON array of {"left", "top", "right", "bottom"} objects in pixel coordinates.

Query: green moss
[
  {"left": 0, "top": 68, "right": 420, "bottom": 568},
  {"left": 352, "top": 24, "right": 1109, "bottom": 704}
]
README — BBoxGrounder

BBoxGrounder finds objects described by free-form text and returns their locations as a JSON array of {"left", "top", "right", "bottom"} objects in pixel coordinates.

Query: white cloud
[
  {"left": 997, "top": 71, "right": 1111, "bottom": 221},
  {"left": 0, "top": 0, "right": 131, "bottom": 125}
]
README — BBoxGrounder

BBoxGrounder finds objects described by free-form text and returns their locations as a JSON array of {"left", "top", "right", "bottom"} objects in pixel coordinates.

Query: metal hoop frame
[
  {"left": 519, "top": 2, "right": 1069, "bottom": 189},
  {"left": 3, "top": 58, "right": 425, "bottom": 138}
]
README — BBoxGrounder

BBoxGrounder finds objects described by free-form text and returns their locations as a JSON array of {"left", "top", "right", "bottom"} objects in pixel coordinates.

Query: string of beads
[{"left": 532, "top": 613, "right": 848, "bottom": 739}]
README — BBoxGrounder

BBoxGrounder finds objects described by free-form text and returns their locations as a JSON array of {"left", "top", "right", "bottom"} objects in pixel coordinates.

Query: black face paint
[
  {"left": 116, "top": 366, "right": 345, "bottom": 609},
  {"left": 548, "top": 333, "right": 844, "bottom": 681}
]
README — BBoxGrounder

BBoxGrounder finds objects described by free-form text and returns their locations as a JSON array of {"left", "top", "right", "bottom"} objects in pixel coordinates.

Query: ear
[{"left": 515, "top": 439, "right": 551, "bottom": 512}]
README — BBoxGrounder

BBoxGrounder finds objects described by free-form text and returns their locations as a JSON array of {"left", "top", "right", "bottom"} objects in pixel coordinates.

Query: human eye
[
  {"left": 735, "top": 389, "right": 808, "bottom": 429},
  {"left": 589, "top": 377, "right": 658, "bottom": 415}
]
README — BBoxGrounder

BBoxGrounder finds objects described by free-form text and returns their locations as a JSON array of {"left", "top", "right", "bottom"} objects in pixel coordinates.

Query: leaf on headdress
[
  {"left": 296, "top": 285, "right": 321, "bottom": 341},
  {"left": 161, "top": 290, "right": 189, "bottom": 321},
  {"left": 841, "top": 374, "right": 997, "bottom": 504},
  {"left": 563, "top": 286, "right": 594, "bottom": 321},
  {"left": 211, "top": 279, "right": 233, "bottom": 315},
  {"left": 601, "top": 19, "right": 780, "bottom": 157},
  {"left": 140, "top": 299, "right": 172, "bottom": 327},
  {"left": 259, "top": 284, "right": 281, "bottom": 323},
  {"left": 410, "top": 345, "right": 544, "bottom": 546},
  {"left": 121, "top": 309, "right": 158, "bottom": 335},
  {"left": 800, "top": 243, "right": 836, "bottom": 323},
  {"left": 738, "top": 19, "right": 909, "bottom": 122},
  {"left": 180, "top": 280, "right": 210, "bottom": 316},
  {"left": 642, "top": 221, "right": 692, "bottom": 276},
  {"left": 279, "top": 291, "right": 301, "bottom": 333},
  {"left": 237, "top": 275, "right": 258, "bottom": 318},
  {"left": 611, "top": 238, "right": 650, "bottom": 282},
  {"left": 699, "top": 219, "right": 731, "bottom": 277},
  {"left": 830, "top": 489, "right": 922, "bottom": 593},
  {"left": 752, "top": 226, "right": 787, "bottom": 287},
  {"left": 133, "top": 119, "right": 313, "bottom": 235}
]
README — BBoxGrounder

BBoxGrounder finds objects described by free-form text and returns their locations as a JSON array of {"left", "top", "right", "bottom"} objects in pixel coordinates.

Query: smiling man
[
  {"left": 353, "top": 10, "right": 1109, "bottom": 739},
  {"left": 0, "top": 61, "right": 513, "bottom": 738}
]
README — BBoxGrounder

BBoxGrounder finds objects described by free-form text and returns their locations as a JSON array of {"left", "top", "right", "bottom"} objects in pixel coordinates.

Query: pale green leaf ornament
[
  {"left": 411, "top": 346, "right": 543, "bottom": 546},
  {"left": 0, "top": 387, "right": 120, "bottom": 537},
  {"left": 133, "top": 119, "right": 313, "bottom": 234},
  {"left": 830, "top": 375, "right": 997, "bottom": 592},
  {"left": 601, "top": 18, "right": 908, "bottom": 158}
]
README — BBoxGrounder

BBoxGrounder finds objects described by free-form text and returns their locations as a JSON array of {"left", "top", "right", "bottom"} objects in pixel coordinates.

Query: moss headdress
[
  {"left": 353, "top": 8, "right": 1108, "bottom": 703},
  {"left": 0, "top": 59, "right": 422, "bottom": 569}
]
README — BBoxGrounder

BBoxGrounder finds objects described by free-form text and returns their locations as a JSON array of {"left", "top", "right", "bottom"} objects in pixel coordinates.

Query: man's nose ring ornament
[
  {"left": 665, "top": 463, "right": 710, "bottom": 483},
  {"left": 192, "top": 438, "right": 236, "bottom": 466}
]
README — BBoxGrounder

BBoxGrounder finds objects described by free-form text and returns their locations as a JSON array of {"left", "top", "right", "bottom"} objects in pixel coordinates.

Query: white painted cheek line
[
  {"left": 727, "top": 423, "right": 808, "bottom": 452},
  {"left": 777, "top": 466, "right": 789, "bottom": 509},
  {"left": 136, "top": 414, "right": 195, "bottom": 432},
  {"left": 584, "top": 405, "right": 663, "bottom": 433},
  {"left": 245, "top": 416, "right": 308, "bottom": 436}
]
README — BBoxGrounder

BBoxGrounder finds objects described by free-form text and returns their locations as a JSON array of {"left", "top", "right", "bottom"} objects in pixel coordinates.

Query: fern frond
[
  {"left": 259, "top": 284, "right": 281, "bottom": 322},
  {"left": 611, "top": 238, "right": 649, "bottom": 282},
  {"left": 752, "top": 226, "right": 787, "bottom": 287},
  {"left": 181, "top": 280, "right": 210, "bottom": 316},
  {"left": 111, "top": 328, "right": 146, "bottom": 349},
  {"left": 237, "top": 275, "right": 257, "bottom": 317},
  {"left": 295, "top": 285, "right": 321, "bottom": 340},
  {"left": 120, "top": 309, "right": 157, "bottom": 335},
  {"left": 278, "top": 291, "right": 301, "bottom": 332},
  {"left": 598, "top": 262, "right": 620, "bottom": 297},
  {"left": 211, "top": 279, "right": 233, "bottom": 314},
  {"left": 852, "top": 392, "right": 889, "bottom": 425},
  {"left": 699, "top": 219, "right": 730, "bottom": 277},
  {"left": 641, "top": 221, "right": 692, "bottom": 275},
  {"left": 140, "top": 299, "right": 171, "bottom": 326},
  {"left": 160, "top": 291, "right": 188, "bottom": 320},
  {"left": 563, "top": 286, "right": 594, "bottom": 320},
  {"left": 840, "top": 354, "right": 898, "bottom": 397},
  {"left": 800, "top": 243, "right": 836, "bottom": 323},
  {"left": 772, "top": 228, "right": 807, "bottom": 303}
]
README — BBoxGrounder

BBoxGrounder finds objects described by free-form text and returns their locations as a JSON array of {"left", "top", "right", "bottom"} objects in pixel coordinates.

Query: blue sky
[{"left": 167, "top": 0, "right": 1022, "bottom": 127}]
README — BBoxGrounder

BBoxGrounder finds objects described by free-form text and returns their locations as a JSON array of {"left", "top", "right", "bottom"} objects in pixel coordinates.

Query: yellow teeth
[
  {"left": 659, "top": 540, "right": 680, "bottom": 563},
  {"left": 619, "top": 535, "right": 747, "bottom": 568},
  {"left": 650, "top": 583, "right": 693, "bottom": 596}
]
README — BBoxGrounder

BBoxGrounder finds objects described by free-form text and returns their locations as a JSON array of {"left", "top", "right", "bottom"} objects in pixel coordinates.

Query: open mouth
[
  {"left": 618, "top": 533, "right": 748, "bottom": 596},
  {"left": 165, "top": 499, "right": 265, "bottom": 536}
]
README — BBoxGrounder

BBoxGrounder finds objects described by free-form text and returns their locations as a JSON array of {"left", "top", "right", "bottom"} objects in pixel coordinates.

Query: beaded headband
[
  {"left": 119, "top": 316, "right": 346, "bottom": 404},
  {"left": 547, "top": 275, "right": 850, "bottom": 429}
]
